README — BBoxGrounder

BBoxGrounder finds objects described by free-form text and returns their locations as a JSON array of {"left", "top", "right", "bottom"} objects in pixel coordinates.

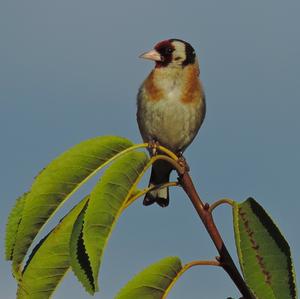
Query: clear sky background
[{"left": 1, "top": 1, "right": 299, "bottom": 298}]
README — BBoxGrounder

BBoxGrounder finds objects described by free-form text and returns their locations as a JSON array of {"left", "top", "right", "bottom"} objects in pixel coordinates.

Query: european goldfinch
[{"left": 137, "top": 39, "right": 206, "bottom": 207}]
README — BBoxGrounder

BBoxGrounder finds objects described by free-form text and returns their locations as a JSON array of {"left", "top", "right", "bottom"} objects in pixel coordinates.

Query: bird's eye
[{"left": 166, "top": 47, "right": 173, "bottom": 54}]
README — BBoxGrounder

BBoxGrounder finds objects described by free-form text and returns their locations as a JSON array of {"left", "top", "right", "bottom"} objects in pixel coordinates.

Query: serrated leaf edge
[
  {"left": 70, "top": 199, "right": 96, "bottom": 295},
  {"left": 232, "top": 201, "right": 245, "bottom": 275},
  {"left": 5, "top": 193, "right": 27, "bottom": 262}
]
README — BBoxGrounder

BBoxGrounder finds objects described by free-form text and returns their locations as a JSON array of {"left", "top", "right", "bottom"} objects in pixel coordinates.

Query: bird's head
[{"left": 139, "top": 39, "right": 196, "bottom": 68}]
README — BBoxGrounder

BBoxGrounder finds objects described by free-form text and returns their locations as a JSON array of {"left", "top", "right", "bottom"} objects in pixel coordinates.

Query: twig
[{"left": 178, "top": 170, "right": 255, "bottom": 299}]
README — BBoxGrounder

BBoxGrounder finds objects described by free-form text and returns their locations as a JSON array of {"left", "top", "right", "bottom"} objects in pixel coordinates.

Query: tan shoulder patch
[
  {"left": 144, "top": 70, "right": 163, "bottom": 101},
  {"left": 180, "top": 64, "right": 203, "bottom": 104}
]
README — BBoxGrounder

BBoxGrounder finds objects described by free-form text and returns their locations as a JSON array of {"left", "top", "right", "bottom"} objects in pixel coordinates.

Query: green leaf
[
  {"left": 11, "top": 136, "right": 133, "bottom": 274},
  {"left": 5, "top": 193, "right": 27, "bottom": 261},
  {"left": 115, "top": 257, "right": 182, "bottom": 299},
  {"left": 81, "top": 151, "right": 149, "bottom": 292},
  {"left": 69, "top": 201, "right": 95, "bottom": 294},
  {"left": 16, "top": 196, "right": 89, "bottom": 299},
  {"left": 233, "top": 198, "right": 297, "bottom": 299}
]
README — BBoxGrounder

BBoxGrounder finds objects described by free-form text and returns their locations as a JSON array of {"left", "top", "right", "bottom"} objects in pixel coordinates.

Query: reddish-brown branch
[{"left": 179, "top": 171, "right": 255, "bottom": 299}]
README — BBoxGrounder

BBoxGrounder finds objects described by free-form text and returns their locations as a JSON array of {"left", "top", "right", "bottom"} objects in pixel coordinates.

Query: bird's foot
[
  {"left": 148, "top": 139, "right": 160, "bottom": 156},
  {"left": 177, "top": 154, "right": 190, "bottom": 172},
  {"left": 177, "top": 151, "right": 184, "bottom": 158}
]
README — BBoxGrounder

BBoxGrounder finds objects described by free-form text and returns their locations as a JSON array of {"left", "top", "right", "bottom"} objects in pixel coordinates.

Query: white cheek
[{"left": 172, "top": 42, "right": 186, "bottom": 61}]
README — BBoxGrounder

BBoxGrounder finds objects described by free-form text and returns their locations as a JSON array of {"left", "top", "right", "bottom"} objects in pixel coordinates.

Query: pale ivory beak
[{"left": 139, "top": 49, "right": 162, "bottom": 61}]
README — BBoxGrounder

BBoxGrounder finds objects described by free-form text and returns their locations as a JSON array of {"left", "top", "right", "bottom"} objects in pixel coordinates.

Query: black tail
[{"left": 143, "top": 160, "right": 173, "bottom": 207}]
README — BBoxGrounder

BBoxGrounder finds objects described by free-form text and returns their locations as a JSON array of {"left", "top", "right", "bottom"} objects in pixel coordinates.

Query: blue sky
[{"left": 1, "top": 1, "right": 299, "bottom": 298}]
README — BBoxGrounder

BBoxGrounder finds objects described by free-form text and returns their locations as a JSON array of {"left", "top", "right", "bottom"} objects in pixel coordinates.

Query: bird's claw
[
  {"left": 177, "top": 155, "right": 190, "bottom": 172},
  {"left": 148, "top": 139, "right": 160, "bottom": 156},
  {"left": 177, "top": 151, "right": 184, "bottom": 157}
]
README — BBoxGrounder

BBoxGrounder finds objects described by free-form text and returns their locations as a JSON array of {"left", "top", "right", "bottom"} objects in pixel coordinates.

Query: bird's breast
[{"left": 137, "top": 84, "right": 204, "bottom": 152}]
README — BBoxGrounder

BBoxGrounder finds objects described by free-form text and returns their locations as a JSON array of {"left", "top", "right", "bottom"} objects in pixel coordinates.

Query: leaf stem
[
  {"left": 151, "top": 155, "right": 185, "bottom": 174},
  {"left": 156, "top": 145, "right": 179, "bottom": 161},
  {"left": 209, "top": 198, "right": 234, "bottom": 213},
  {"left": 128, "top": 143, "right": 179, "bottom": 161},
  {"left": 162, "top": 259, "right": 221, "bottom": 299},
  {"left": 184, "top": 259, "right": 222, "bottom": 268}
]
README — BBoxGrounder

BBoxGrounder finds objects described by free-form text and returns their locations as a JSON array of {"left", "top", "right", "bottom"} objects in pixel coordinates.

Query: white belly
[{"left": 137, "top": 92, "right": 204, "bottom": 152}]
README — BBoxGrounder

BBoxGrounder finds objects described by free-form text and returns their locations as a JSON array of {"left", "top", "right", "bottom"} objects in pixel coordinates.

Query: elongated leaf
[
  {"left": 5, "top": 193, "right": 27, "bottom": 261},
  {"left": 78, "top": 151, "right": 149, "bottom": 292},
  {"left": 233, "top": 198, "right": 297, "bottom": 299},
  {"left": 12, "top": 136, "right": 133, "bottom": 274},
  {"left": 69, "top": 202, "right": 95, "bottom": 294},
  {"left": 16, "top": 196, "right": 89, "bottom": 299},
  {"left": 115, "top": 257, "right": 182, "bottom": 299}
]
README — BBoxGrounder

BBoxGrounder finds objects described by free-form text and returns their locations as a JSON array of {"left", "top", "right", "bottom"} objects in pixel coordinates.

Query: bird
[{"left": 137, "top": 39, "right": 206, "bottom": 207}]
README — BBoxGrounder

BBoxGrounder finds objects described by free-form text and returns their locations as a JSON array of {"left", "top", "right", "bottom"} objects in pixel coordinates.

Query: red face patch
[{"left": 154, "top": 40, "right": 174, "bottom": 68}]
